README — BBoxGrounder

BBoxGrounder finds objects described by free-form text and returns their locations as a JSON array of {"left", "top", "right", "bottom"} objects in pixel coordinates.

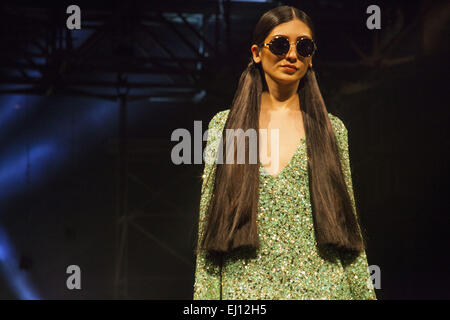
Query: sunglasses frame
[{"left": 262, "top": 35, "right": 317, "bottom": 58}]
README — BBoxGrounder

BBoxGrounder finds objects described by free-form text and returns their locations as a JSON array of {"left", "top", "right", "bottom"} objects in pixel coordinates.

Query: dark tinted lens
[
  {"left": 297, "top": 38, "right": 315, "bottom": 57},
  {"left": 269, "top": 37, "right": 290, "bottom": 56}
]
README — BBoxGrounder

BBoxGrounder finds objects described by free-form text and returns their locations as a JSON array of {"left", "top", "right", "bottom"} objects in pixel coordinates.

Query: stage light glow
[
  {"left": 0, "top": 226, "right": 41, "bottom": 300},
  {"left": 0, "top": 96, "right": 118, "bottom": 299}
]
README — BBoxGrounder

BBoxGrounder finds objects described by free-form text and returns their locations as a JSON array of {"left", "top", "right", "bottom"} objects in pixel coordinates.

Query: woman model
[{"left": 193, "top": 5, "right": 376, "bottom": 300}]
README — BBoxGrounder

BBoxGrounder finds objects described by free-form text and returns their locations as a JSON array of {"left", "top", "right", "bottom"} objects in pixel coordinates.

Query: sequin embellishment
[{"left": 193, "top": 109, "right": 377, "bottom": 300}]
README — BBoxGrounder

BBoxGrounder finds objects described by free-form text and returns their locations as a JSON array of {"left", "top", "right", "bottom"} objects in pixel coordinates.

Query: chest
[{"left": 258, "top": 109, "right": 305, "bottom": 176}]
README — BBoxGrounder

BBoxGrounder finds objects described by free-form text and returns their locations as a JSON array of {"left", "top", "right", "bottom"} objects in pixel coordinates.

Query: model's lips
[
  {"left": 281, "top": 65, "right": 297, "bottom": 72},
  {"left": 281, "top": 64, "right": 297, "bottom": 71}
]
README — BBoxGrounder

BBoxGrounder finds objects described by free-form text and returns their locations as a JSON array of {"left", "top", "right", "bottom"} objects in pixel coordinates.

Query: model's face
[{"left": 251, "top": 19, "right": 313, "bottom": 85}]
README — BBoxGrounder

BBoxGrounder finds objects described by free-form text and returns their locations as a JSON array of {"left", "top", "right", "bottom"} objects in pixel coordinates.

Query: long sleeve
[
  {"left": 331, "top": 114, "right": 377, "bottom": 300},
  {"left": 193, "top": 110, "right": 228, "bottom": 300}
]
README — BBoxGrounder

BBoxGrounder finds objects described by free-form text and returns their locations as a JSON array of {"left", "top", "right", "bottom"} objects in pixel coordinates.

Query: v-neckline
[{"left": 259, "top": 135, "right": 306, "bottom": 179}]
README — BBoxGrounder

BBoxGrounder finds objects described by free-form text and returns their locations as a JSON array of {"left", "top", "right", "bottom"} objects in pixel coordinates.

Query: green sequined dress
[{"left": 193, "top": 109, "right": 377, "bottom": 300}]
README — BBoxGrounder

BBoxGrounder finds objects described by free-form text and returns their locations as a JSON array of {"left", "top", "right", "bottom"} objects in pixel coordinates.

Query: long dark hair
[{"left": 198, "top": 5, "right": 365, "bottom": 256}]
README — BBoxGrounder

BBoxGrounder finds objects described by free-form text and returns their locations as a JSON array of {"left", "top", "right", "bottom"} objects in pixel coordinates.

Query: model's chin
[
  {"left": 265, "top": 70, "right": 303, "bottom": 84},
  {"left": 275, "top": 73, "right": 302, "bottom": 83}
]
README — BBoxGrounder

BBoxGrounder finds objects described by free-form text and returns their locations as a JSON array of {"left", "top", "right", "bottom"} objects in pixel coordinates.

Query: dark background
[{"left": 0, "top": 0, "right": 449, "bottom": 299}]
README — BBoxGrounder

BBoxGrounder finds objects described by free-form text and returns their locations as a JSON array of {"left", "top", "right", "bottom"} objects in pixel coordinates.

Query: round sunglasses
[{"left": 262, "top": 35, "right": 317, "bottom": 58}]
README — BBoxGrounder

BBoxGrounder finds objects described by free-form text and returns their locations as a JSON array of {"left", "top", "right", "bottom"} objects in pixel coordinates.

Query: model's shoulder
[
  {"left": 208, "top": 108, "right": 230, "bottom": 129},
  {"left": 327, "top": 112, "right": 347, "bottom": 135},
  {"left": 327, "top": 113, "right": 349, "bottom": 147}
]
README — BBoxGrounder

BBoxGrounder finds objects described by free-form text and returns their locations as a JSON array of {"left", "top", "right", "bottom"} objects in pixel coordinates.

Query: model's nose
[{"left": 286, "top": 43, "right": 297, "bottom": 61}]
